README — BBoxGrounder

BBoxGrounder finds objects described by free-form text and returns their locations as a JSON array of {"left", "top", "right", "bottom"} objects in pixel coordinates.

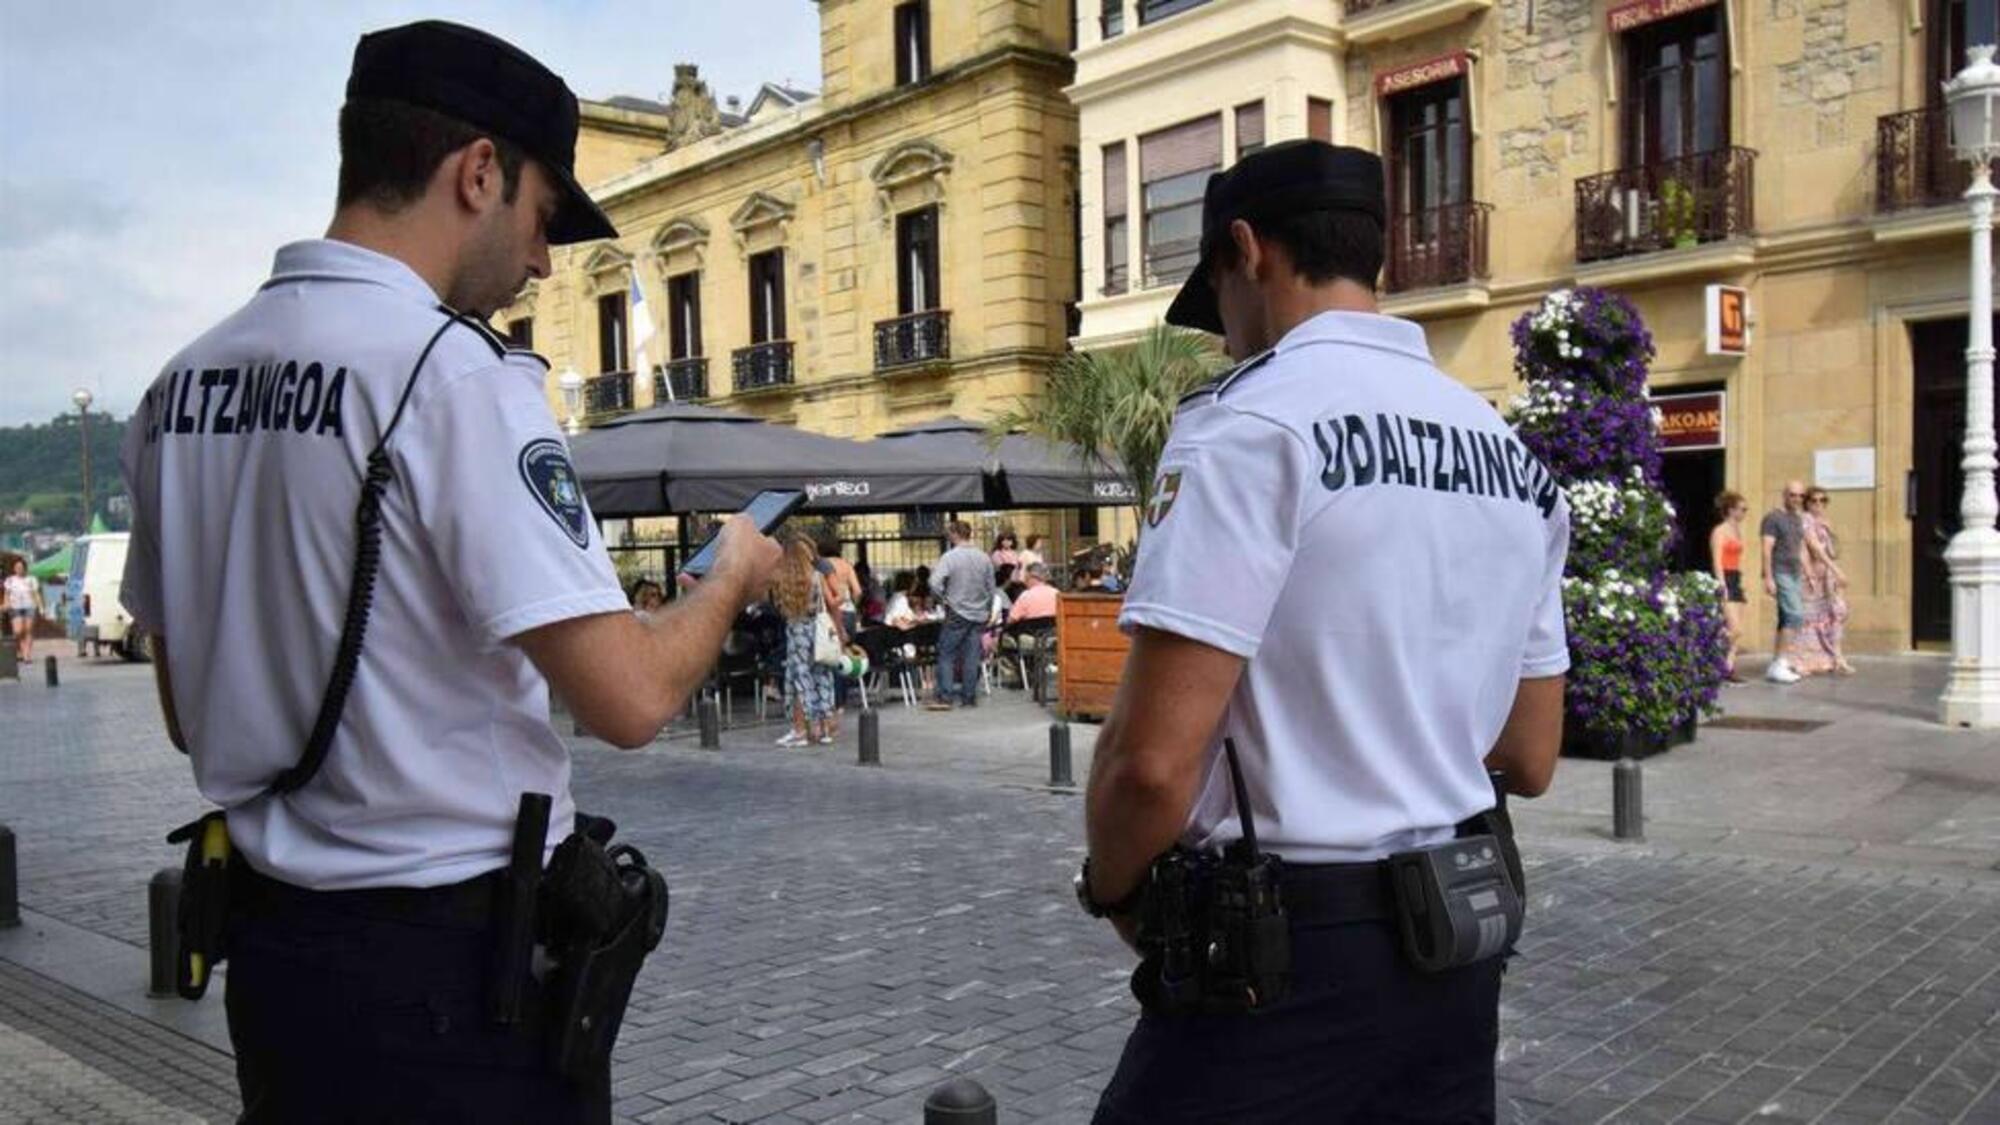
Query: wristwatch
[{"left": 1074, "top": 857, "right": 1146, "bottom": 918}]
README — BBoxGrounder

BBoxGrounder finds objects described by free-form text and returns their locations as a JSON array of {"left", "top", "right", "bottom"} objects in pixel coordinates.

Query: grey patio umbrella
[
  {"left": 571, "top": 402, "right": 984, "bottom": 516},
  {"left": 874, "top": 416, "right": 1136, "bottom": 508}
]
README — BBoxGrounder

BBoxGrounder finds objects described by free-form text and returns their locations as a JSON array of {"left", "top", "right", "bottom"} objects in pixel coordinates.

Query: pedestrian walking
[
  {"left": 116, "top": 21, "right": 780, "bottom": 1121},
  {"left": 1709, "top": 490, "right": 1749, "bottom": 682},
  {"left": 926, "top": 520, "right": 995, "bottom": 710},
  {"left": 1760, "top": 481, "right": 1809, "bottom": 684},
  {"left": 1077, "top": 141, "right": 1568, "bottom": 1124},
  {"left": 776, "top": 537, "right": 841, "bottom": 746},
  {"left": 1790, "top": 488, "right": 1853, "bottom": 676},
  {"left": 5, "top": 557, "right": 43, "bottom": 663}
]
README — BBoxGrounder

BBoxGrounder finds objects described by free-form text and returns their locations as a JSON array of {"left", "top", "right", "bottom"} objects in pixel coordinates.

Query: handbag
[{"left": 811, "top": 583, "right": 843, "bottom": 667}]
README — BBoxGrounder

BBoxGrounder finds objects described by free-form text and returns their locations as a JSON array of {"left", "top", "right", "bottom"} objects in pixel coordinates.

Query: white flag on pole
[{"left": 629, "top": 269, "right": 656, "bottom": 379}]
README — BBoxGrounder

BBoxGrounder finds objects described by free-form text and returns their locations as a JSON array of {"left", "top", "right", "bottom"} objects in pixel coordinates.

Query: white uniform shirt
[
  {"left": 1121, "top": 311, "right": 1570, "bottom": 863},
  {"left": 120, "top": 240, "right": 629, "bottom": 890}
]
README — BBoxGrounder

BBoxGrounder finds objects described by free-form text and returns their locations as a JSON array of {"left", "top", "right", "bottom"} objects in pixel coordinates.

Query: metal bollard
[
  {"left": 0, "top": 825, "right": 19, "bottom": 929},
  {"left": 148, "top": 867, "right": 181, "bottom": 997},
  {"left": 858, "top": 708, "right": 881, "bottom": 766},
  {"left": 698, "top": 696, "right": 721, "bottom": 749},
  {"left": 1613, "top": 757, "right": 1644, "bottom": 841},
  {"left": 45, "top": 655, "right": 58, "bottom": 687},
  {"left": 1049, "top": 723, "right": 1075, "bottom": 788},
  {"left": 923, "top": 1078, "right": 997, "bottom": 1125},
  {"left": 0, "top": 639, "right": 17, "bottom": 681}
]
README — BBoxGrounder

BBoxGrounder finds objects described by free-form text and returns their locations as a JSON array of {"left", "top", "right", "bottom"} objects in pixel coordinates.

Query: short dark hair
[
  {"left": 337, "top": 98, "right": 527, "bottom": 212},
  {"left": 1713, "top": 490, "right": 1745, "bottom": 518},
  {"left": 1210, "top": 208, "right": 1384, "bottom": 289},
  {"left": 948, "top": 520, "right": 972, "bottom": 541},
  {"left": 816, "top": 536, "right": 841, "bottom": 558}
]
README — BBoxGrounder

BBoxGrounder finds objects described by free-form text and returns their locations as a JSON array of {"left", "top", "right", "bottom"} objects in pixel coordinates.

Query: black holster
[
  {"left": 165, "top": 812, "right": 232, "bottom": 1001},
  {"left": 535, "top": 825, "right": 669, "bottom": 1082}
]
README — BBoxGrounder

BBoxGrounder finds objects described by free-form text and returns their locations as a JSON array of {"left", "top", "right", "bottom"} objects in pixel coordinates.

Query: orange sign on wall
[{"left": 1705, "top": 284, "right": 1748, "bottom": 356}]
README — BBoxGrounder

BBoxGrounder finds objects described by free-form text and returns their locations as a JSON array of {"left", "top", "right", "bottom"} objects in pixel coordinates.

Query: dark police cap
[
  {"left": 347, "top": 20, "right": 617, "bottom": 245},
  {"left": 1163, "top": 141, "right": 1386, "bottom": 336}
]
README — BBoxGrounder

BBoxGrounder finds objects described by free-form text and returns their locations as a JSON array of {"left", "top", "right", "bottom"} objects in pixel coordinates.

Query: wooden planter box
[{"left": 1056, "top": 593, "right": 1129, "bottom": 721}]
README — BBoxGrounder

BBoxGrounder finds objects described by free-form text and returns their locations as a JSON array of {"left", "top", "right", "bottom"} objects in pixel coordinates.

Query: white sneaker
[
  {"left": 1765, "top": 660, "right": 1800, "bottom": 684},
  {"left": 775, "top": 731, "right": 806, "bottom": 747}
]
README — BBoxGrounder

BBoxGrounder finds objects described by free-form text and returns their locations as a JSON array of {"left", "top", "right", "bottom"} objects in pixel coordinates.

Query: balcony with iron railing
[
  {"left": 583, "top": 371, "right": 634, "bottom": 419},
  {"left": 653, "top": 358, "right": 709, "bottom": 402},
  {"left": 1343, "top": 0, "right": 1494, "bottom": 44},
  {"left": 732, "top": 341, "right": 795, "bottom": 393},
  {"left": 1385, "top": 202, "right": 1492, "bottom": 294},
  {"left": 874, "top": 310, "right": 952, "bottom": 371},
  {"left": 1877, "top": 106, "right": 1969, "bottom": 214},
  {"left": 1575, "top": 147, "right": 1756, "bottom": 265}
]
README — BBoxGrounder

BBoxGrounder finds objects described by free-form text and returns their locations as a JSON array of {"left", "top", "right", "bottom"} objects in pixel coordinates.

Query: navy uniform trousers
[
  {"left": 223, "top": 865, "right": 603, "bottom": 1124},
  {"left": 1092, "top": 914, "right": 1504, "bottom": 1124}
]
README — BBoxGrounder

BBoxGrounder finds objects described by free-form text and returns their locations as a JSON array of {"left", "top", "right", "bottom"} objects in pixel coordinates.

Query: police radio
[{"left": 1138, "top": 739, "right": 1291, "bottom": 1016}]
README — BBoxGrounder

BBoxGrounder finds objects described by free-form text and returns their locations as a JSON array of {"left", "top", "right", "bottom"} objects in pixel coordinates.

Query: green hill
[{"left": 0, "top": 413, "right": 131, "bottom": 533}]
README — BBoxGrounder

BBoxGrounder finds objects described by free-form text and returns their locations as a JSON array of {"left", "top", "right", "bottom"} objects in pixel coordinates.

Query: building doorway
[
  {"left": 1911, "top": 318, "right": 1980, "bottom": 645},
  {"left": 1655, "top": 384, "right": 1728, "bottom": 572}
]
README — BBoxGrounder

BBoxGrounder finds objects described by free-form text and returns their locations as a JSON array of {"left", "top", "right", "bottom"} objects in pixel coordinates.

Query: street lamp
[
  {"left": 1940, "top": 45, "right": 2000, "bottom": 728},
  {"left": 558, "top": 368, "right": 585, "bottom": 437},
  {"left": 72, "top": 388, "right": 93, "bottom": 534}
]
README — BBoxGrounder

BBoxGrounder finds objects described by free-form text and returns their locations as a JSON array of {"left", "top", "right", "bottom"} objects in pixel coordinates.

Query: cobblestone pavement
[
  {"left": 0, "top": 961, "right": 236, "bottom": 1123},
  {"left": 3, "top": 661, "right": 2000, "bottom": 1123}
]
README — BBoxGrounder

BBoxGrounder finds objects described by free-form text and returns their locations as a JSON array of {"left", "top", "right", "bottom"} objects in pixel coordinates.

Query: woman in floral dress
[{"left": 1789, "top": 489, "right": 1853, "bottom": 676}]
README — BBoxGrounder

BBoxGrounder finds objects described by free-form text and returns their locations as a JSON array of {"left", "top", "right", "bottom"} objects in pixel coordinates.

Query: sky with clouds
[{"left": 0, "top": 1, "right": 822, "bottom": 426}]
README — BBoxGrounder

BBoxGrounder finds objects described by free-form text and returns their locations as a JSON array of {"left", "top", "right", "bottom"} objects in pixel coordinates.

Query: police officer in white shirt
[
  {"left": 1077, "top": 142, "right": 1570, "bottom": 1123},
  {"left": 119, "top": 22, "right": 780, "bottom": 1123}
]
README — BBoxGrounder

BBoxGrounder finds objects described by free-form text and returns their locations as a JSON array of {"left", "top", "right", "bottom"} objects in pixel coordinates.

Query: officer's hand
[
  {"left": 1110, "top": 913, "right": 1140, "bottom": 953},
  {"left": 704, "top": 515, "right": 783, "bottom": 606},
  {"left": 1763, "top": 574, "right": 1776, "bottom": 596}
]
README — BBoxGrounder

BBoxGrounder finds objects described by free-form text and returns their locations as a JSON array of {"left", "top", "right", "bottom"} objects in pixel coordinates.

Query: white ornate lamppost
[
  {"left": 1941, "top": 45, "right": 2000, "bottom": 728},
  {"left": 558, "top": 368, "right": 585, "bottom": 437},
  {"left": 73, "top": 388, "right": 94, "bottom": 532}
]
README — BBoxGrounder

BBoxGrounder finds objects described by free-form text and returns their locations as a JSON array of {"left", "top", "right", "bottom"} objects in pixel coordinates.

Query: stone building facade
[
  {"left": 1071, "top": 0, "right": 1989, "bottom": 652},
  {"left": 510, "top": 0, "right": 1078, "bottom": 455}
]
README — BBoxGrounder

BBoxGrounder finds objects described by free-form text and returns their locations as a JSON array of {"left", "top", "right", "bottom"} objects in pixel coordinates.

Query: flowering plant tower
[{"left": 1507, "top": 288, "right": 1729, "bottom": 751}]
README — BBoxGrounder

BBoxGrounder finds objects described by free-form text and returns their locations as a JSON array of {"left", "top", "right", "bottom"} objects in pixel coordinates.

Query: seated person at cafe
[
  {"left": 884, "top": 572, "right": 920, "bottom": 629},
  {"left": 1008, "top": 564, "right": 1059, "bottom": 623}
]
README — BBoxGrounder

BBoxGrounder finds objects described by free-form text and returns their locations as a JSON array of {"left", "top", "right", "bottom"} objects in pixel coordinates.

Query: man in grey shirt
[
  {"left": 928, "top": 520, "right": 996, "bottom": 710},
  {"left": 1760, "top": 480, "right": 1807, "bottom": 684}
]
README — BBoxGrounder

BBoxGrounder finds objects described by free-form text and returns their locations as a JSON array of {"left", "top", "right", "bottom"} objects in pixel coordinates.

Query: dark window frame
[
  {"left": 1387, "top": 77, "right": 1472, "bottom": 220},
  {"left": 1138, "top": 116, "right": 1221, "bottom": 289},
  {"left": 895, "top": 1, "right": 932, "bottom": 86},
  {"left": 1621, "top": 7, "right": 1729, "bottom": 168},
  {"left": 896, "top": 207, "right": 942, "bottom": 315},
  {"left": 1932, "top": 0, "right": 2000, "bottom": 96},
  {"left": 505, "top": 316, "right": 534, "bottom": 350},
  {"left": 1101, "top": 0, "right": 1124, "bottom": 38},
  {"left": 1234, "top": 101, "right": 1266, "bottom": 162},
  {"left": 667, "top": 272, "right": 702, "bottom": 361},
  {"left": 748, "top": 250, "right": 787, "bottom": 345},
  {"left": 596, "top": 291, "right": 628, "bottom": 374},
  {"left": 1103, "top": 141, "right": 1130, "bottom": 295}
]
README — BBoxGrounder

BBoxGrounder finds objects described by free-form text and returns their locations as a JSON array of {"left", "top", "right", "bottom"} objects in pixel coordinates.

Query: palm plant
[{"left": 990, "top": 324, "right": 1226, "bottom": 522}]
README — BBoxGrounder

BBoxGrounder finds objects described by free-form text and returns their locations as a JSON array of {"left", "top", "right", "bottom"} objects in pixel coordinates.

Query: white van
[{"left": 67, "top": 533, "right": 145, "bottom": 661}]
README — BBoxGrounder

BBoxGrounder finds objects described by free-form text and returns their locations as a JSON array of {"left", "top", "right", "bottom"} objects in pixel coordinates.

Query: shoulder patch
[
  {"left": 1178, "top": 347, "right": 1276, "bottom": 408},
  {"left": 518, "top": 438, "right": 592, "bottom": 549}
]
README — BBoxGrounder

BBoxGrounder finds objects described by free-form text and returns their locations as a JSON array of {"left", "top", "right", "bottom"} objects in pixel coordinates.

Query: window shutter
[
  {"left": 1308, "top": 97, "right": 1333, "bottom": 143},
  {"left": 1103, "top": 143, "right": 1128, "bottom": 219},
  {"left": 1139, "top": 115, "right": 1222, "bottom": 184},
  {"left": 1235, "top": 102, "right": 1265, "bottom": 155}
]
